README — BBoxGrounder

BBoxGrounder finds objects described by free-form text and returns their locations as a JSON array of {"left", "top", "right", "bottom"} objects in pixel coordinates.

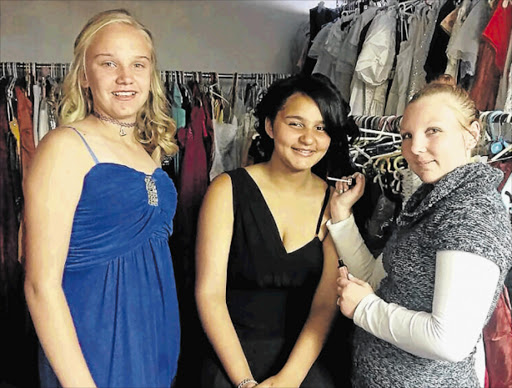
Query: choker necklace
[{"left": 92, "top": 111, "right": 136, "bottom": 136}]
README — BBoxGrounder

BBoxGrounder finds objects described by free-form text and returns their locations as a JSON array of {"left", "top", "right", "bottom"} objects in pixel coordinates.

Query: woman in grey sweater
[{"left": 329, "top": 75, "right": 512, "bottom": 388}]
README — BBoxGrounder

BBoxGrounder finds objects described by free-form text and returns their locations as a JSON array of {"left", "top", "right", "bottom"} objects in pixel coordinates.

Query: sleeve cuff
[
  {"left": 353, "top": 293, "right": 381, "bottom": 328},
  {"left": 326, "top": 213, "right": 356, "bottom": 233}
]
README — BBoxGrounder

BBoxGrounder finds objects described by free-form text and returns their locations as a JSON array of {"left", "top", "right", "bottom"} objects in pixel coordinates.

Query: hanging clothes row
[
  {"left": 0, "top": 66, "right": 42, "bottom": 388},
  {"left": 0, "top": 61, "right": 289, "bottom": 180},
  {"left": 297, "top": 0, "right": 512, "bottom": 116},
  {"left": 0, "top": 62, "right": 290, "bottom": 388},
  {"left": 1, "top": 62, "right": 285, "bottom": 88}
]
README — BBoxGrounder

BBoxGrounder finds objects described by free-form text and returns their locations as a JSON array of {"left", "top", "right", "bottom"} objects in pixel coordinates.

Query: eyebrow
[
  {"left": 94, "top": 53, "right": 151, "bottom": 61},
  {"left": 284, "top": 115, "right": 324, "bottom": 124}
]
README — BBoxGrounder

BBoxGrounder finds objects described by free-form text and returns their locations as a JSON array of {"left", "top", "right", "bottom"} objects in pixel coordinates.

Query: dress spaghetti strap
[
  {"left": 315, "top": 187, "right": 331, "bottom": 236},
  {"left": 65, "top": 126, "right": 99, "bottom": 164}
]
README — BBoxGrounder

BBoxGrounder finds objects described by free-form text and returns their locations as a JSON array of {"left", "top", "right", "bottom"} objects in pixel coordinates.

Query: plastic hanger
[
  {"left": 490, "top": 143, "right": 512, "bottom": 162},
  {"left": 359, "top": 127, "right": 402, "bottom": 140},
  {"left": 351, "top": 144, "right": 373, "bottom": 163}
]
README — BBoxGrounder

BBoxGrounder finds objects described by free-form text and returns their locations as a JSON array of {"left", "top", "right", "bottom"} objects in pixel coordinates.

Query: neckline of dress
[
  {"left": 240, "top": 168, "right": 321, "bottom": 256},
  {"left": 86, "top": 162, "right": 163, "bottom": 178}
]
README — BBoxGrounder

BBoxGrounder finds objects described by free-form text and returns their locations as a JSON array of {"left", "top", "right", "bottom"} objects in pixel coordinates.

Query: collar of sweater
[{"left": 397, "top": 162, "right": 504, "bottom": 227}]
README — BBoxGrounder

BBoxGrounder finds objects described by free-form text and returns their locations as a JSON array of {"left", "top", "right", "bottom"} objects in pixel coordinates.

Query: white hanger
[
  {"left": 359, "top": 127, "right": 402, "bottom": 140},
  {"left": 351, "top": 144, "right": 373, "bottom": 163},
  {"left": 208, "top": 83, "right": 230, "bottom": 105},
  {"left": 6, "top": 63, "right": 17, "bottom": 122}
]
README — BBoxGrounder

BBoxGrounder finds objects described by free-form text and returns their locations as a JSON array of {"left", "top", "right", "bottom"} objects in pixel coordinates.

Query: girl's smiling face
[
  {"left": 83, "top": 22, "right": 152, "bottom": 122},
  {"left": 266, "top": 93, "right": 331, "bottom": 172}
]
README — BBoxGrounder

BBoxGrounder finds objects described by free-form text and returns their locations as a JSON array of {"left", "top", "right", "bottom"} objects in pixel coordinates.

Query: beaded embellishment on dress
[{"left": 144, "top": 175, "right": 158, "bottom": 206}]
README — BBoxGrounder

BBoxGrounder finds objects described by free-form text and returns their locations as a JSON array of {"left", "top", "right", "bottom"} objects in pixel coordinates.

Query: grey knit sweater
[{"left": 352, "top": 162, "right": 512, "bottom": 388}]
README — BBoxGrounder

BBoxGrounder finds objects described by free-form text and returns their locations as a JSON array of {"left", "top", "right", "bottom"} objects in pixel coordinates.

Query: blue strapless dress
[{"left": 40, "top": 161, "right": 180, "bottom": 388}]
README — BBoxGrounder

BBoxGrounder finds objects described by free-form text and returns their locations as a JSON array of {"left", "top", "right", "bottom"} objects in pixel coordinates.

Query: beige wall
[{"left": 0, "top": 0, "right": 335, "bottom": 73}]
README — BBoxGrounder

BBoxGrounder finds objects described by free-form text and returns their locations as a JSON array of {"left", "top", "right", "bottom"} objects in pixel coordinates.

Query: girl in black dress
[{"left": 195, "top": 74, "right": 358, "bottom": 388}]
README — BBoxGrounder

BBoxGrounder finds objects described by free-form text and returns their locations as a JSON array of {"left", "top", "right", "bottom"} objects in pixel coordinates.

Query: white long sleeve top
[{"left": 327, "top": 214, "right": 499, "bottom": 385}]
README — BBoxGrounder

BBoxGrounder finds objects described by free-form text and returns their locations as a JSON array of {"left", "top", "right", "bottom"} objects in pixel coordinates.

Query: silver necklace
[{"left": 92, "top": 111, "right": 136, "bottom": 136}]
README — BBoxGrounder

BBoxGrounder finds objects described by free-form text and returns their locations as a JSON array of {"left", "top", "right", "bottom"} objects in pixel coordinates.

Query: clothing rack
[
  {"left": 480, "top": 110, "right": 512, "bottom": 162},
  {"left": 480, "top": 110, "right": 512, "bottom": 142},
  {"left": 352, "top": 111, "right": 512, "bottom": 139},
  {"left": 351, "top": 114, "right": 402, "bottom": 134},
  {"left": 337, "top": 0, "right": 389, "bottom": 14},
  {"left": 0, "top": 62, "right": 290, "bottom": 83},
  {"left": 336, "top": 0, "right": 428, "bottom": 17},
  {"left": 352, "top": 111, "right": 512, "bottom": 163}
]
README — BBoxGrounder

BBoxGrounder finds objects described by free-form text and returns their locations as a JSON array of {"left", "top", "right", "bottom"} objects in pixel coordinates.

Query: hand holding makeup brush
[{"left": 329, "top": 172, "right": 365, "bottom": 223}]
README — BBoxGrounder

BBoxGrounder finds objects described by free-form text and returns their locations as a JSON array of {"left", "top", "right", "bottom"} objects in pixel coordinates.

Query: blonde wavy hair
[{"left": 58, "top": 8, "right": 178, "bottom": 161}]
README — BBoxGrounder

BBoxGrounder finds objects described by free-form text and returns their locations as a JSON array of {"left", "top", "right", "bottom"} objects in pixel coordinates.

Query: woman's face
[
  {"left": 400, "top": 94, "right": 478, "bottom": 184},
  {"left": 82, "top": 22, "right": 152, "bottom": 121},
  {"left": 265, "top": 93, "right": 331, "bottom": 172}
]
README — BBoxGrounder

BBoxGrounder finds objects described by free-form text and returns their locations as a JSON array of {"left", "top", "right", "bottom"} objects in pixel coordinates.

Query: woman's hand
[
  {"left": 337, "top": 266, "right": 374, "bottom": 319},
  {"left": 330, "top": 172, "right": 365, "bottom": 223}
]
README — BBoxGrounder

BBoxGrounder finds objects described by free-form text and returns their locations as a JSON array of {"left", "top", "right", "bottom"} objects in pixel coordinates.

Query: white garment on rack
[
  {"left": 445, "top": 0, "right": 492, "bottom": 80},
  {"left": 385, "top": 13, "right": 421, "bottom": 115},
  {"left": 445, "top": 0, "right": 475, "bottom": 79},
  {"left": 335, "top": 7, "right": 379, "bottom": 102},
  {"left": 323, "top": 18, "right": 353, "bottom": 93},
  {"left": 312, "top": 18, "right": 350, "bottom": 83},
  {"left": 308, "top": 22, "right": 332, "bottom": 60},
  {"left": 38, "top": 98, "right": 50, "bottom": 143},
  {"left": 238, "top": 111, "right": 257, "bottom": 168},
  {"left": 32, "top": 83, "right": 41, "bottom": 147},
  {"left": 209, "top": 116, "right": 238, "bottom": 181},
  {"left": 350, "top": 8, "right": 397, "bottom": 116},
  {"left": 407, "top": 0, "right": 444, "bottom": 101},
  {"left": 325, "top": 16, "right": 350, "bottom": 58},
  {"left": 230, "top": 93, "right": 247, "bottom": 168}
]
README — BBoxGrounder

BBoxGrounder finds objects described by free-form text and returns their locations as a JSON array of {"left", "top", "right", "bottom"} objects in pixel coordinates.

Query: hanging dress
[{"left": 39, "top": 127, "right": 180, "bottom": 388}]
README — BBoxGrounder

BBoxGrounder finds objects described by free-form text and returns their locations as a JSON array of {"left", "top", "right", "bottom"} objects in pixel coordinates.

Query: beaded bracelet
[{"left": 236, "top": 377, "right": 258, "bottom": 388}]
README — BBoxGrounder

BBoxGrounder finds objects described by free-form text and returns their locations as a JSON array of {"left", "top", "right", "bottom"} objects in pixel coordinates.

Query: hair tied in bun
[{"left": 432, "top": 74, "right": 457, "bottom": 87}]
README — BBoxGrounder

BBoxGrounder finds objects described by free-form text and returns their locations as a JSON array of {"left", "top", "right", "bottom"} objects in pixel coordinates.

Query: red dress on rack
[
  {"left": 470, "top": 0, "right": 512, "bottom": 110},
  {"left": 176, "top": 104, "right": 209, "bottom": 255}
]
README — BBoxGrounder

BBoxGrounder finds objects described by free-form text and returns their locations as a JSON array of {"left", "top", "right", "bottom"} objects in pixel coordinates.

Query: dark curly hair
[{"left": 253, "top": 73, "right": 359, "bottom": 179}]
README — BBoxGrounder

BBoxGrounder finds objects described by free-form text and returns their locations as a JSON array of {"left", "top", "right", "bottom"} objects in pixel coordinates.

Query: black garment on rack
[
  {"left": 302, "top": 5, "right": 340, "bottom": 75},
  {"left": 0, "top": 78, "right": 40, "bottom": 388},
  {"left": 424, "top": 0, "right": 456, "bottom": 82},
  {"left": 353, "top": 12, "right": 374, "bottom": 67}
]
